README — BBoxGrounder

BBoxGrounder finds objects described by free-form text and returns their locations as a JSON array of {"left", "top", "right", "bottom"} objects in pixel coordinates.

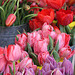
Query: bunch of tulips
[
  {"left": 0, "top": 0, "right": 75, "bottom": 75},
  {"left": 0, "top": 22, "right": 75, "bottom": 75}
]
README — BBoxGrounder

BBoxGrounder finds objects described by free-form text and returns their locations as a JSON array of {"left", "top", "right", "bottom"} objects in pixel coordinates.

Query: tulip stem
[
  {"left": 28, "top": 7, "right": 43, "bottom": 11},
  {"left": 14, "top": 8, "right": 22, "bottom": 15},
  {"left": 0, "top": 6, "right": 5, "bottom": 25},
  {"left": 22, "top": 14, "right": 37, "bottom": 22},
  {"left": 13, "top": 61, "right": 15, "bottom": 75}
]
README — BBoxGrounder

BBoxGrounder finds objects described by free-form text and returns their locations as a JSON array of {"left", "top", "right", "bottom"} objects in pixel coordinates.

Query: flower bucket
[
  {"left": 0, "top": 24, "right": 30, "bottom": 47},
  {"left": 69, "top": 45, "right": 75, "bottom": 62}
]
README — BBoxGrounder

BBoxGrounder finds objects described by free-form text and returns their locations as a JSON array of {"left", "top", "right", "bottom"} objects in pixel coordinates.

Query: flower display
[
  {"left": 38, "top": 56, "right": 74, "bottom": 75},
  {"left": 0, "top": 0, "right": 75, "bottom": 75},
  {"left": 56, "top": 9, "right": 73, "bottom": 26}
]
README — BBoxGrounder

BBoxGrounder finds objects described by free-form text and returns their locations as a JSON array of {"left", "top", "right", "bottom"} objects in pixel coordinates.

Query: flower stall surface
[{"left": 0, "top": 0, "right": 75, "bottom": 75}]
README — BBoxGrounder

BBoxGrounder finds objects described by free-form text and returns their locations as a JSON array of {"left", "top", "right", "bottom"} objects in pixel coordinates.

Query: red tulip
[
  {"left": 67, "top": 0, "right": 75, "bottom": 6},
  {"left": 30, "top": 2, "right": 39, "bottom": 14},
  {"left": 29, "top": 17, "right": 43, "bottom": 31},
  {"left": 37, "top": 9, "right": 54, "bottom": 24},
  {"left": 56, "top": 9, "right": 73, "bottom": 26},
  {"left": 46, "top": 0, "right": 66, "bottom": 9},
  {"left": 5, "top": 14, "right": 16, "bottom": 26}
]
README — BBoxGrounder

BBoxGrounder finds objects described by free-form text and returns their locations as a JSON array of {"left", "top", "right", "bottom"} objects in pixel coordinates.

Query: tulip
[
  {"left": 29, "top": 17, "right": 43, "bottom": 31},
  {"left": 15, "top": 33, "right": 27, "bottom": 50},
  {"left": 20, "top": 51, "right": 29, "bottom": 60},
  {"left": 42, "top": 22, "right": 53, "bottom": 32},
  {"left": 56, "top": 9, "right": 73, "bottom": 26},
  {"left": 38, "top": 51, "right": 49, "bottom": 65},
  {"left": 55, "top": 33, "right": 71, "bottom": 49},
  {"left": 59, "top": 46, "right": 75, "bottom": 59},
  {"left": 4, "top": 44, "right": 22, "bottom": 61},
  {"left": 53, "top": 68, "right": 63, "bottom": 75},
  {"left": 34, "top": 39, "right": 48, "bottom": 55},
  {"left": 42, "top": 23, "right": 57, "bottom": 40},
  {"left": 30, "top": 2, "right": 39, "bottom": 14},
  {"left": 46, "top": 0, "right": 66, "bottom": 9},
  {"left": 0, "top": 47, "right": 7, "bottom": 73},
  {"left": 62, "top": 58, "right": 73, "bottom": 75},
  {"left": 19, "top": 57, "right": 37, "bottom": 71},
  {"left": 27, "top": 31, "right": 42, "bottom": 47},
  {"left": 16, "top": 67, "right": 35, "bottom": 75},
  {"left": 67, "top": 0, "right": 75, "bottom": 6},
  {"left": 4, "top": 61, "right": 19, "bottom": 74},
  {"left": 5, "top": 14, "right": 16, "bottom": 26},
  {"left": 37, "top": 9, "right": 54, "bottom": 24},
  {"left": 4, "top": 73, "right": 11, "bottom": 75}
]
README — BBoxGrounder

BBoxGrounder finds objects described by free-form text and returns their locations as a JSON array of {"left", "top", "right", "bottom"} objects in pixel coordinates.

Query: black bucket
[{"left": 0, "top": 24, "right": 30, "bottom": 47}]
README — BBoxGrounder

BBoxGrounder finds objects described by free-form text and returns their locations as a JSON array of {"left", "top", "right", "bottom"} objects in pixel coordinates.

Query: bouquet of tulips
[{"left": 0, "top": 22, "right": 75, "bottom": 75}]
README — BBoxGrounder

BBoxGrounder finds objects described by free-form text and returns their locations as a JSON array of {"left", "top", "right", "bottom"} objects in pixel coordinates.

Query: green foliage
[{"left": 0, "top": 0, "right": 37, "bottom": 26}]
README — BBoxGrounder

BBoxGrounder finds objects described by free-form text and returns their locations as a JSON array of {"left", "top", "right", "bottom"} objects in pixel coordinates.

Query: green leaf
[
  {"left": 13, "top": 61, "right": 15, "bottom": 75},
  {"left": 65, "top": 25, "right": 71, "bottom": 34},
  {"left": 71, "top": 26, "right": 75, "bottom": 45},
  {"left": 49, "top": 35, "right": 54, "bottom": 50},
  {"left": 9, "top": 66, "right": 13, "bottom": 75},
  {"left": 71, "top": 26, "right": 75, "bottom": 34},
  {"left": 27, "top": 43, "right": 32, "bottom": 52},
  {"left": 30, "top": 52, "right": 39, "bottom": 66},
  {"left": 60, "top": 25, "right": 66, "bottom": 33},
  {"left": 41, "top": 72, "right": 42, "bottom": 75},
  {"left": 2, "top": 0, "right": 8, "bottom": 8},
  {"left": 31, "top": 52, "right": 37, "bottom": 59},
  {"left": 47, "top": 44, "right": 50, "bottom": 51},
  {"left": 55, "top": 40, "right": 59, "bottom": 52},
  {"left": 53, "top": 50, "right": 60, "bottom": 62},
  {"left": 0, "top": 73, "right": 3, "bottom": 75},
  {"left": 33, "top": 28, "right": 40, "bottom": 32},
  {"left": 16, "top": 35, "right": 18, "bottom": 41}
]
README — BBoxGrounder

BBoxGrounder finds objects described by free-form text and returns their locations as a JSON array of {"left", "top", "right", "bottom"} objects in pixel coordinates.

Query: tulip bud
[
  {"left": 24, "top": 4, "right": 30, "bottom": 10},
  {"left": 5, "top": 14, "right": 16, "bottom": 27}
]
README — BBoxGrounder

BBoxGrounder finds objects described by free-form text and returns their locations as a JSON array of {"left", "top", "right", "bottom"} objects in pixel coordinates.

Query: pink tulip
[
  {"left": 19, "top": 57, "right": 37, "bottom": 71},
  {"left": 59, "top": 46, "right": 75, "bottom": 59},
  {"left": 4, "top": 61, "right": 19, "bottom": 74},
  {"left": 5, "top": 14, "right": 16, "bottom": 26},
  {"left": 42, "top": 22, "right": 53, "bottom": 32},
  {"left": 55, "top": 33, "right": 71, "bottom": 49},
  {"left": 38, "top": 51, "right": 49, "bottom": 65},
  {"left": 34, "top": 39, "right": 48, "bottom": 55},
  {"left": 20, "top": 51, "right": 29, "bottom": 60},
  {"left": 0, "top": 47, "right": 7, "bottom": 73},
  {"left": 27, "top": 31, "right": 41, "bottom": 47},
  {"left": 4, "top": 62, "right": 13, "bottom": 74},
  {"left": 4, "top": 73, "right": 11, "bottom": 75},
  {"left": 4, "top": 44, "right": 22, "bottom": 61},
  {"left": 42, "top": 23, "right": 57, "bottom": 39},
  {"left": 53, "top": 68, "right": 63, "bottom": 75},
  {"left": 15, "top": 33, "right": 27, "bottom": 50}
]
